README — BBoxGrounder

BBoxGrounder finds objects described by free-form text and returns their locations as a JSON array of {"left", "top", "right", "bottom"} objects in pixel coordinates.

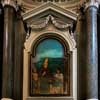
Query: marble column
[
  {"left": 13, "top": 9, "right": 26, "bottom": 100},
  {"left": 76, "top": 6, "right": 87, "bottom": 99},
  {"left": 97, "top": 7, "right": 100, "bottom": 99},
  {"left": 2, "top": 0, "right": 16, "bottom": 99},
  {"left": 85, "top": 1, "right": 98, "bottom": 99},
  {"left": 0, "top": 2, "right": 4, "bottom": 99}
]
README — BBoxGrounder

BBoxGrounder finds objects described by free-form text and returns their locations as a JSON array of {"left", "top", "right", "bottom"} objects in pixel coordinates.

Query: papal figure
[
  {"left": 32, "top": 58, "right": 64, "bottom": 95},
  {"left": 39, "top": 58, "right": 50, "bottom": 94}
]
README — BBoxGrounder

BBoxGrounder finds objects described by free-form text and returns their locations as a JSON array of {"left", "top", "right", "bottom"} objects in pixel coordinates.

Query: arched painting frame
[{"left": 30, "top": 34, "right": 71, "bottom": 96}]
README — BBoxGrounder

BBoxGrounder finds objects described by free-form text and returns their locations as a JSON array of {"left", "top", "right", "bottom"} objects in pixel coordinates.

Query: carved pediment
[
  {"left": 27, "top": 15, "right": 74, "bottom": 30},
  {"left": 23, "top": 2, "right": 77, "bottom": 39},
  {"left": 22, "top": 0, "right": 79, "bottom": 12},
  {"left": 23, "top": 2, "right": 77, "bottom": 20}
]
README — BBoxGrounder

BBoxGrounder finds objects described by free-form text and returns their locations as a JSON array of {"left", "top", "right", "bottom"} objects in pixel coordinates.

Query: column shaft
[
  {"left": 85, "top": 6, "right": 98, "bottom": 99},
  {"left": 97, "top": 10, "right": 100, "bottom": 100},
  {"left": 2, "top": 5, "right": 15, "bottom": 98},
  {"left": 77, "top": 12, "right": 87, "bottom": 99},
  {"left": 13, "top": 14, "right": 25, "bottom": 100},
  {"left": 0, "top": 3, "right": 4, "bottom": 99}
]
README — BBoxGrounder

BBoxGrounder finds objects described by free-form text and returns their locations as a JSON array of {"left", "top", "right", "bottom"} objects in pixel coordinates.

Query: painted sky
[{"left": 36, "top": 39, "right": 64, "bottom": 58}]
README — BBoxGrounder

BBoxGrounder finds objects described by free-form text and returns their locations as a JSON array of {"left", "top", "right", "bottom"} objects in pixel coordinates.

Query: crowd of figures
[{"left": 31, "top": 58, "right": 64, "bottom": 95}]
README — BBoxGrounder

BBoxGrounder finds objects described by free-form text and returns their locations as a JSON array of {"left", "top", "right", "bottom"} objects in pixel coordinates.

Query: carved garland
[{"left": 29, "top": 15, "right": 72, "bottom": 30}]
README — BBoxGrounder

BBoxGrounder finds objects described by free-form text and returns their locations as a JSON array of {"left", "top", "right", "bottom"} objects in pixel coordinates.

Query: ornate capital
[
  {"left": 85, "top": 0, "right": 99, "bottom": 10},
  {"left": 3, "top": 0, "right": 16, "bottom": 8}
]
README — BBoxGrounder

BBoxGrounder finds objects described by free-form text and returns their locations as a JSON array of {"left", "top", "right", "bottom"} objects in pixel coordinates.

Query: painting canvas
[{"left": 30, "top": 39, "right": 69, "bottom": 96}]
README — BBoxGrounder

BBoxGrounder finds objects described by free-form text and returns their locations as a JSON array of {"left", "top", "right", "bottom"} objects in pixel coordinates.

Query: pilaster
[{"left": 77, "top": 3, "right": 87, "bottom": 99}]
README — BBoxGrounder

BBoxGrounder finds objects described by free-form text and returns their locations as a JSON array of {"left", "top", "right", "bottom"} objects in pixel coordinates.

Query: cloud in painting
[{"left": 37, "top": 49, "right": 63, "bottom": 58}]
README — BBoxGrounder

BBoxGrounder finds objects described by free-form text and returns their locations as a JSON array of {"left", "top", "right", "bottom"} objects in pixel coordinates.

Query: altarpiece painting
[{"left": 30, "top": 38, "right": 70, "bottom": 96}]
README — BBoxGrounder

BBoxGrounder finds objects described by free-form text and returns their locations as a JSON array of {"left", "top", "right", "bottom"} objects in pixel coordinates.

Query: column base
[{"left": 1, "top": 98, "right": 13, "bottom": 100}]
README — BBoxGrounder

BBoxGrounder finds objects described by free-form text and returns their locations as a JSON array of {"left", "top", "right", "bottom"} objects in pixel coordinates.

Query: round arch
[
  {"left": 24, "top": 31, "right": 76, "bottom": 53},
  {"left": 23, "top": 31, "right": 77, "bottom": 100},
  {"left": 31, "top": 33, "right": 70, "bottom": 56},
  {"left": 30, "top": 36, "right": 71, "bottom": 96}
]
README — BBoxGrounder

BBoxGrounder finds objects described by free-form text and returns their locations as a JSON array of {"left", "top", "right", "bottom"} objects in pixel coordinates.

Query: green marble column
[
  {"left": 2, "top": 1, "right": 15, "bottom": 99},
  {"left": 85, "top": 2, "right": 98, "bottom": 99}
]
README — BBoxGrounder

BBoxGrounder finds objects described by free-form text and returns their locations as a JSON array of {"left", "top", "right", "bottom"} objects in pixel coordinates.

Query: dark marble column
[
  {"left": 76, "top": 7, "right": 87, "bottom": 100},
  {"left": 85, "top": 2, "right": 98, "bottom": 99},
  {"left": 13, "top": 10, "right": 26, "bottom": 100},
  {"left": 97, "top": 7, "right": 100, "bottom": 100},
  {"left": 0, "top": 3, "right": 4, "bottom": 99},
  {"left": 77, "top": 1, "right": 98, "bottom": 99},
  {"left": 2, "top": 1, "right": 15, "bottom": 99}
]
